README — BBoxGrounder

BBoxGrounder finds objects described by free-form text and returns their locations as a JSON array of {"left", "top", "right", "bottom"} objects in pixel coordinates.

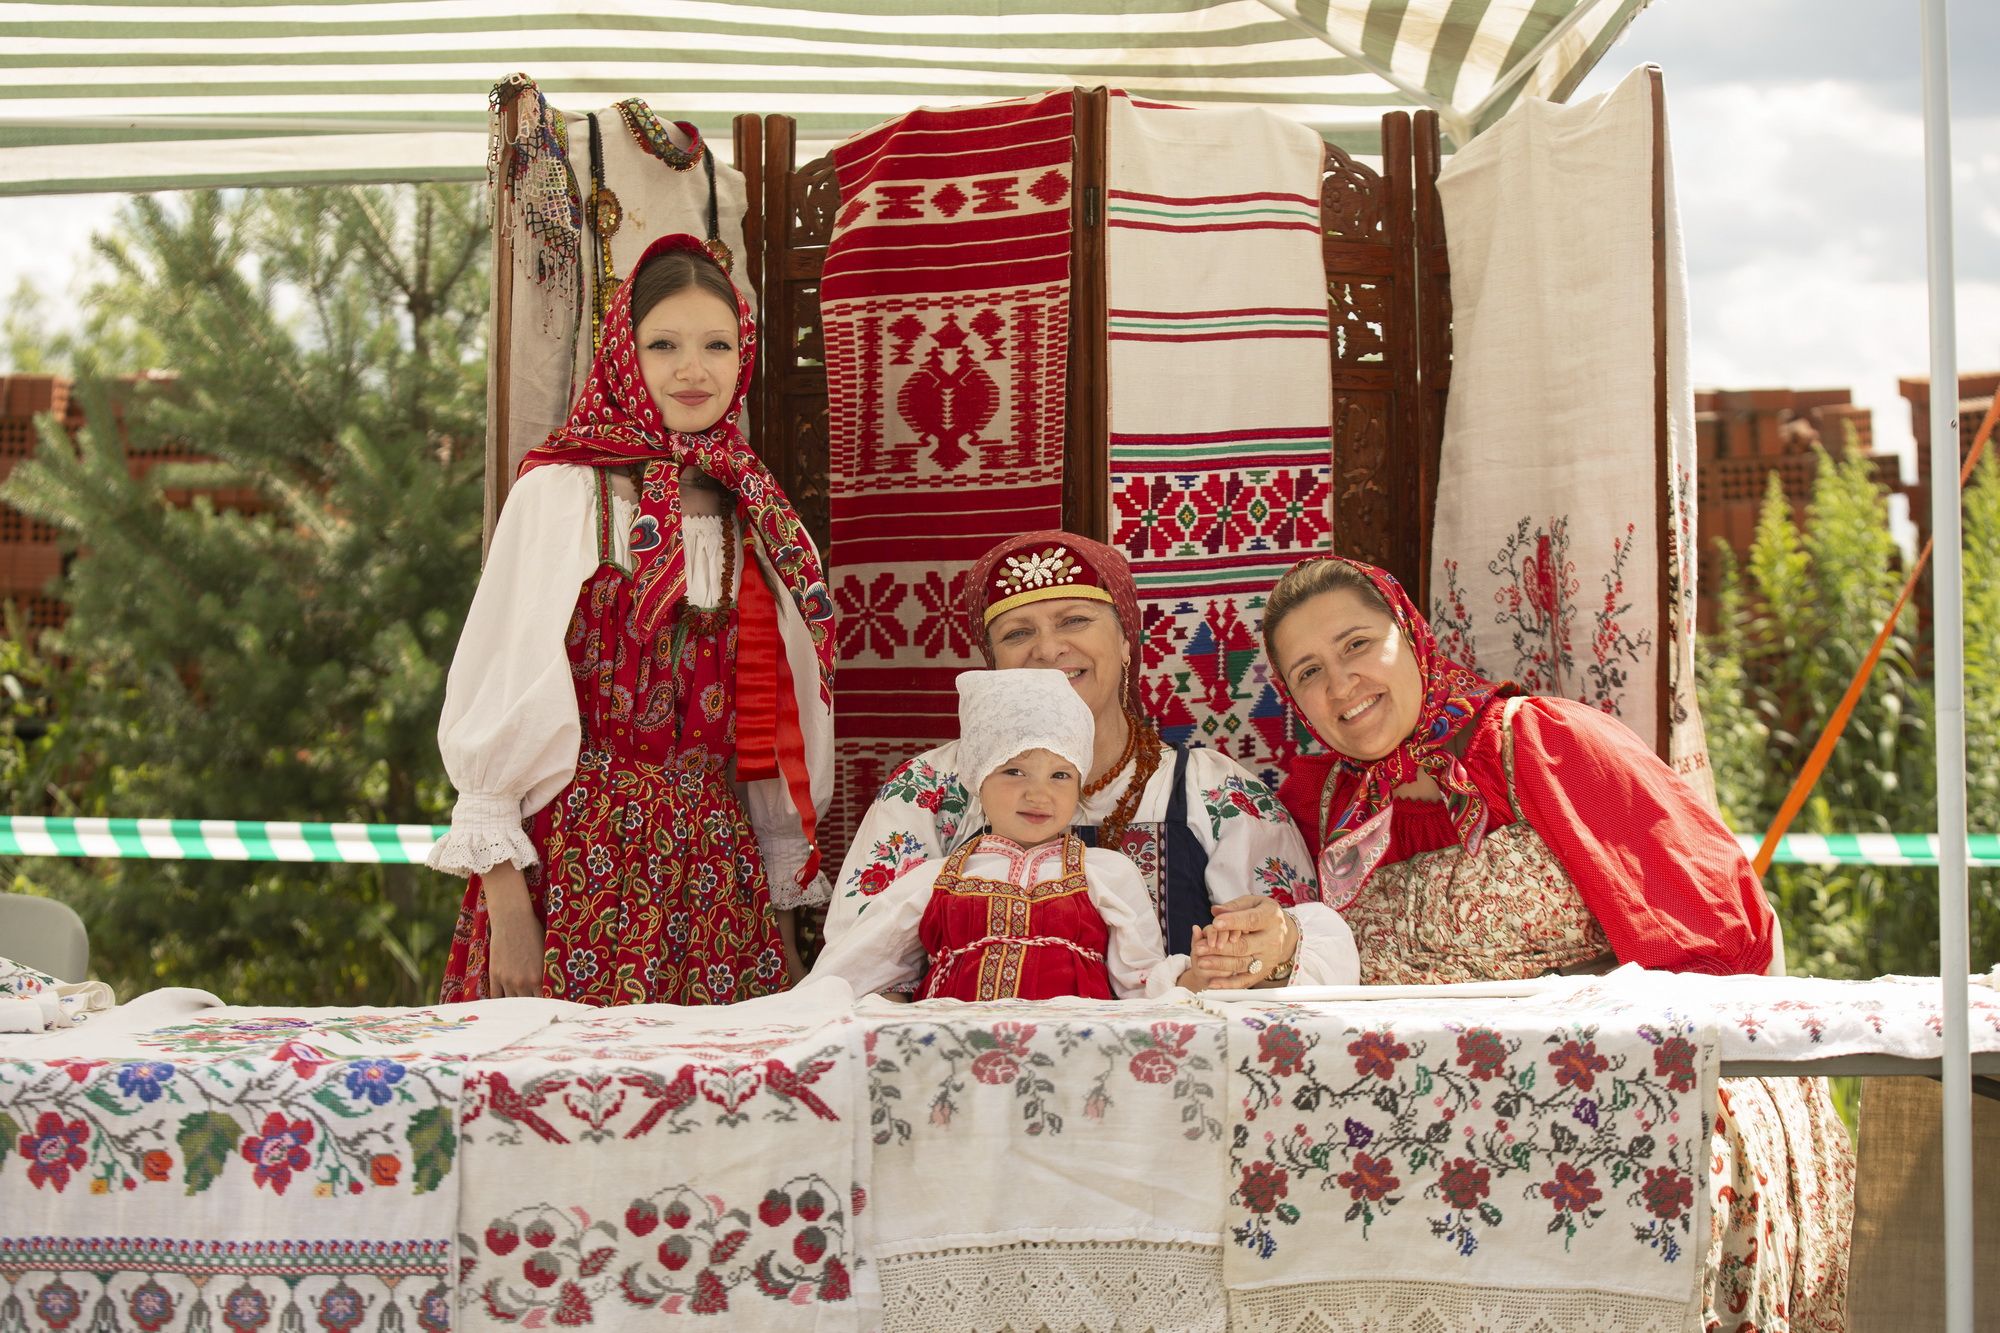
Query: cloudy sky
[
  {"left": 1574, "top": 0, "right": 2000, "bottom": 473},
  {"left": 2, "top": 0, "right": 1994, "bottom": 476}
]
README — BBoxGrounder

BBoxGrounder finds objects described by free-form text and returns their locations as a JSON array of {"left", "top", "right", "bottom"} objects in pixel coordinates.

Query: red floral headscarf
[
  {"left": 1272, "top": 557, "right": 1514, "bottom": 880},
  {"left": 518, "top": 234, "right": 833, "bottom": 706},
  {"left": 965, "top": 531, "right": 1142, "bottom": 700}
]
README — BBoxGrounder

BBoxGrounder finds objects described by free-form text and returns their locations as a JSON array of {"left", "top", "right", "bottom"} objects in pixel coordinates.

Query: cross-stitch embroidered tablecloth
[
  {"left": 861, "top": 994, "right": 1231, "bottom": 1333},
  {"left": 0, "top": 998, "right": 574, "bottom": 1333},
  {"left": 455, "top": 983, "right": 870, "bottom": 1331},
  {"left": 1203, "top": 993, "right": 1719, "bottom": 1333},
  {"left": 9, "top": 970, "right": 1989, "bottom": 1333}
]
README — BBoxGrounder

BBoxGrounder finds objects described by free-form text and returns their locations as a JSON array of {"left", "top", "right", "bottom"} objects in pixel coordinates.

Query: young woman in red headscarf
[
  {"left": 1262, "top": 555, "right": 1852, "bottom": 1330},
  {"left": 428, "top": 235, "right": 834, "bottom": 1007}
]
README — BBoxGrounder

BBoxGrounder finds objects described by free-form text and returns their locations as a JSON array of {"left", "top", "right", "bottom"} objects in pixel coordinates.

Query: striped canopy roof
[{"left": 1, "top": 0, "right": 1653, "bottom": 196}]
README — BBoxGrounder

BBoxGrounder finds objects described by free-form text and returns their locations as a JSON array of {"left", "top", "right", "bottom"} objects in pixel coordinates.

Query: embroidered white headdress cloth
[{"left": 955, "top": 669, "right": 1095, "bottom": 796}]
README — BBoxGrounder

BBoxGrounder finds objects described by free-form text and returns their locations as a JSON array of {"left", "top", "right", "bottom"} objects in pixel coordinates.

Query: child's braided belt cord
[{"left": 921, "top": 934, "right": 1109, "bottom": 998}]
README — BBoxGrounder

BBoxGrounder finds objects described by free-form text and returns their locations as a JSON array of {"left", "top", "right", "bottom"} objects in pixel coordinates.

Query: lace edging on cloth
[
  {"left": 879, "top": 1239, "right": 1224, "bottom": 1333},
  {"left": 1228, "top": 1278, "right": 1700, "bottom": 1333}
]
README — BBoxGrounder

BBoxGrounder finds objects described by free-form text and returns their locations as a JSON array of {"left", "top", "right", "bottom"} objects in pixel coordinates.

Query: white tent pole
[{"left": 1917, "top": 0, "right": 1973, "bottom": 1328}]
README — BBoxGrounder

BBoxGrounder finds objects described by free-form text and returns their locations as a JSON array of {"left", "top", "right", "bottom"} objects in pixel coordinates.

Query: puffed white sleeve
[
  {"left": 1181, "top": 748, "right": 1322, "bottom": 909},
  {"left": 1283, "top": 902, "right": 1361, "bottom": 985},
  {"left": 822, "top": 741, "right": 969, "bottom": 945},
  {"left": 740, "top": 525, "right": 836, "bottom": 909},
  {"left": 1084, "top": 847, "right": 1189, "bottom": 999},
  {"left": 803, "top": 858, "right": 942, "bottom": 997},
  {"left": 427, "top": 466, "right": 600, "bottom": 878}
]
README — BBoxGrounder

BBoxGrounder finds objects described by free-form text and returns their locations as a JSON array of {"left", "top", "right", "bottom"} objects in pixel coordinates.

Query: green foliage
[
  {"left": 1701, "top": 446, "right": 2000, "bottom": 978},
  {"left": 1, "top": 185, "right": 487, "bottom": 1005}
]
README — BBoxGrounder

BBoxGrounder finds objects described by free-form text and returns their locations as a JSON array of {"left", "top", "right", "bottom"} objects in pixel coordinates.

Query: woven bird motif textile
[
  {"left": 0, "top": 1002, "right": 567, "bottom": 1333},
  {"left": 456, "top": 987, "right": 868, "bottom": 1330},
  {"left": 1429, "top": 68, "right": 1712, "bottom": 799},
  {"left": 1104, "top": 98, "right": 1334, "bottom": 792},
  {"left": 821, "top": 92, "right": 1074, "bottom": 853},
  {"left": 1213, "top": 996, "right": 1718, "bottom": 1333}
]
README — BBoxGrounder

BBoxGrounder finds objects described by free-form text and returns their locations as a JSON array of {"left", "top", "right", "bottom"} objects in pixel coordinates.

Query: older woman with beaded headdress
[{"left": 823, "top": 530, "right": 1357, "bottom": 990}]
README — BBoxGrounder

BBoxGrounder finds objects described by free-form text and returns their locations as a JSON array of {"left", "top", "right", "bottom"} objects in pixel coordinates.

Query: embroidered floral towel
[
  {"left": 456, "top": 983, "right": 868, "bottom": 1331},
  {"left": 861, "top": 995, "right": 1228, "bottom": 1333},
  {"left": 0, "top": 1001, "right": 569, "bottom": 1333},
  {"left": 1215, "top": 997, "right": 1718, "bottom": 1333},
  {"left": 1429, "top": 67, "right": 1713, "bottom": 802}
]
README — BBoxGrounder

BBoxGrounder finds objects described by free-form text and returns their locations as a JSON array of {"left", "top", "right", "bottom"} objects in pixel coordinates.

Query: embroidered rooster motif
[{"left": 894, "top": 313, "right": 999, "bottom": 471}]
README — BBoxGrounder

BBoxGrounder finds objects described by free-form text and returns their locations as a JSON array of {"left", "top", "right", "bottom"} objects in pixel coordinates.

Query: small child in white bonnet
[{"left": 809, "top": 669, "right": 1199, "bottom": 1000}]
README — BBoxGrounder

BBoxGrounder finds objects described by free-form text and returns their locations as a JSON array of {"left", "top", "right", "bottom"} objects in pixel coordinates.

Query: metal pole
[{"left": 1917, "top": 0, "right": 1973, "bottom": 1327}]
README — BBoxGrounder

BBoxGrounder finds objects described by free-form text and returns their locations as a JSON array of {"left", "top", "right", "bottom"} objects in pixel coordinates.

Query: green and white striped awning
[{"left": 0, "top": 0, "right": 1654, "bottom": 195}]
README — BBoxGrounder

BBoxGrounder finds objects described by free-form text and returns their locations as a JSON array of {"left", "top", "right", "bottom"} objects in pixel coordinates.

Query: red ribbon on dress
[
  {"left": 735, "top": 542, "right": 781, "bottom": 784},
  {"left": 737, "top": 554, "right": 820, "bottom": 890}
]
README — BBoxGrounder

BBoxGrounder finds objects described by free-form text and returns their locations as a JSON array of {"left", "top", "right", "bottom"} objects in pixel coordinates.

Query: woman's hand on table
[
  {"left": 1201, "top": 895, "right": 1298, "bottom": 988},
  {"left": 482, "top": 863, "right": 546, "bottom": 998}
]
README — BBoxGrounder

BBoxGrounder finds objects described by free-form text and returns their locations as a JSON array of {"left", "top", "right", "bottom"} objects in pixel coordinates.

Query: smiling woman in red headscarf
[
  {"left": 1262, "top": 555, "right": 1772, "bottom": 979},
  {"left": 427, "top": 235, "right": 834, "bottom": 1007},
  {"left": 1261, "top": 555, "right": 1852, "bottom": 1331}
]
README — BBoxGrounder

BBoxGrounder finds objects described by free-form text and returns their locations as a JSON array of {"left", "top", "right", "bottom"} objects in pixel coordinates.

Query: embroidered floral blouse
[
  {"left": 826, "top": 740, "right": 1359, "bottom": 985},
  {"left": 808, "top": 836, "right": 1187, "bottom": 1000},
  {"left": 1278, "top": 695, "right": 1775, "bottom": 977},
  {"left": 426, "top": 464, "right": 834, "bottom": 909}
]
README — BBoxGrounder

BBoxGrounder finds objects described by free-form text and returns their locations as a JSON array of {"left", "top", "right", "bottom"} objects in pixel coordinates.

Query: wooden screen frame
[{"left": 490, "top": 100, "right": 1453, "bottom": 591}]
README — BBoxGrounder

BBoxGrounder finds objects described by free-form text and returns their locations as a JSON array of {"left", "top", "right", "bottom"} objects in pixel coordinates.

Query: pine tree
[{"left": 1, "top": 186, "right": 488, "bottom": 1004}]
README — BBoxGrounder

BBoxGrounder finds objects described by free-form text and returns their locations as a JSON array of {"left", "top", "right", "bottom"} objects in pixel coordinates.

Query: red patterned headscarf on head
[
  {"left": 1273, "top": 557, "right": 1514, "bottom": 870},
  {"left": 964, "top": 531, "right": 1143, "bottom": 700},
  {"left": 517, "top": 234, "right": 833, "bottom": 705}
]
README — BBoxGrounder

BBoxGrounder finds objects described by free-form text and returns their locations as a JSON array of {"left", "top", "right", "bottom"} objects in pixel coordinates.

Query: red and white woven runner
[
  {"left": 1105, "top": 96, "right": 1334, "bottom": 789},
  {"left": 821, "top": 91, "right": 1076, "bottom": 848}
]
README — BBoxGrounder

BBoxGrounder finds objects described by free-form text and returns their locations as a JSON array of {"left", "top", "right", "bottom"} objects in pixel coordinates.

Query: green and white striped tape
[
  {"left": 1735, "top": 833, "right": 2000, "bottom": 868},
  {"left": 0, "top": 817, "right": 446, "bottom": 864},
  {"left": 0, "top": 817, "right": 1994, "bottom": 869}
]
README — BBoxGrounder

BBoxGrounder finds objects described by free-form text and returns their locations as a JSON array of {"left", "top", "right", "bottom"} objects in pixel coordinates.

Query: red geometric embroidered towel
[
  {"left": 821, "top": 91, "right": 1075, "bottom": 848},
  {"left": 1104, "top": 96, "right": 1334, "bottom": 790}
]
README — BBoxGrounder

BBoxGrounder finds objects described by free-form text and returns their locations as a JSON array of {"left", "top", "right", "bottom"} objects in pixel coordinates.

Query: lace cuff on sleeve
[
  {"left": 426, "top": 792, "right": 536, "bottom": 878},
  {"left": 759, "top": 832, "right": 832, "bottom": 910}
]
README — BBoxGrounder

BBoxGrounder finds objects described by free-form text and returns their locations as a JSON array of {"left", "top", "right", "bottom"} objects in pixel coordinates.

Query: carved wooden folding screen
[{"left": 742, "top": 101, "right": 1449, "bottom": 603}]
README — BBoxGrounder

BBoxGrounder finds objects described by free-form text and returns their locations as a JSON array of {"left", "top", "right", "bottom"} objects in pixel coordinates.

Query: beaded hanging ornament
[
  {"left": 585, "top": 113, "right": 621, "bottom": 353},
  {"left": 487, "top": 74, "right": 582, "bottom": 293},
  {"left": 617, "top": 100, "right": 704, "bottom": 171}
]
